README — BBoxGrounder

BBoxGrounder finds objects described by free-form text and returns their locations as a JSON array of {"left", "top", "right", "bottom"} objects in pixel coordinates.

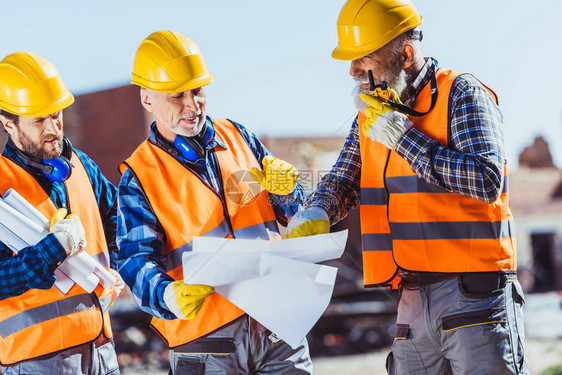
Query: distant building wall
[
  {"left": 64, "top": 85, "right": 151, "bottom": 185},
  {"left": 510, "top": 167, "right": 562, "bottom": 291}
]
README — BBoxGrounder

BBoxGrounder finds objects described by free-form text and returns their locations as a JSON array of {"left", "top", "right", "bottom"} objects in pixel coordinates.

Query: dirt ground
[
  {"left": 127, "top": 338, "right": 562, "bottom": 374},
  {"left": 312, "top": 339, "right": 562, "bottom": 375}
]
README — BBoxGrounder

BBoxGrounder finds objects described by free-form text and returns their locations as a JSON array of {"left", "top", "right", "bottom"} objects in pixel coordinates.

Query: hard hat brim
[
  {"left": 0, "top": 89, "right": 74, "bottom": 117},
  {"left": 131, "top": 71, "right": 214, "bottom": 93}
]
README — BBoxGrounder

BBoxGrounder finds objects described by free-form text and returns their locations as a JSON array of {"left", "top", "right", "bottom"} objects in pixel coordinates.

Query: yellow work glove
[
  {"left": 286, "top": 206, "right": 330, "bottom": 239},
  {"left": 249, "top": 155, "right": 299, "bottom": 195},
  {"left": 49, "top": 208, "right": 87, "bottom": 257},
  {"left": 360, "top": 90, "right": 413, "bottom": 150},
  {"left": 163, "top": 281, "right": 215, "bottom": 320}
]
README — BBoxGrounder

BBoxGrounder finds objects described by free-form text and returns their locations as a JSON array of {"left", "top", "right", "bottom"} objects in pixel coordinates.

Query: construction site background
[{"left": 2, "top": 85, "right": 561, "bottom": 374}]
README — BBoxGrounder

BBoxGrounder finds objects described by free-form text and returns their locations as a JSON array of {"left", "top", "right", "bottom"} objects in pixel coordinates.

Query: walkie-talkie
[{"left": 368, "top": 70, "right": 391, "bottom": 102}]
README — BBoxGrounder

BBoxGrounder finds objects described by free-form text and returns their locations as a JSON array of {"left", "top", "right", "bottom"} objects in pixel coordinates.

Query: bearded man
[
  {"left": 0, "top": 52, "right": 122, "bottom": 374},
  {"left": 286, "top": 0, "right": 528, "bottom": 374}
]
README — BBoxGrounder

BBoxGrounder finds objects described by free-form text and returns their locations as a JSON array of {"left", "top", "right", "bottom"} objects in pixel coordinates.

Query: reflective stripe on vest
[
  {"left": 0, "top": 293, "right": 113, "bottom": 338},
  {"left": 0, "top": 151, "right": 113, "bottom": 365},
  {"left": 359, "top": 69, "right": 516, "bottom": 288},
  {"left": 120, "top": 118, "right": 279, "bottom": 348}
]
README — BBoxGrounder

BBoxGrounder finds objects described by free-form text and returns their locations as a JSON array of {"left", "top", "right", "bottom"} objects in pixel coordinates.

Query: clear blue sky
[{"left": 2, "top": 0, "right": 561, "bottom": 167}]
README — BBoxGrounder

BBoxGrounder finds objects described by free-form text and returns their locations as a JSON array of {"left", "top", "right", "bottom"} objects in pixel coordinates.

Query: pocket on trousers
[
  {"left": 511, "top": 281, "right": 528, "bottom": 373},
  {"left": 385, "top": 352, "right": 396, "bottom": 375},
  {"left": 174, "top": 338, "right": 235, "bottom": 355},
  {"left": 394, "top": 324, "right": 410, "bottom": 340},
  {"left": 512, "top": 280, "right": 526, "bottom": 306},
  {"left": 174, "top": 338, "right": 239, "bottom": 375},
  {"left": 176, "top": 357, "right": 205, "bottom": 375},
  {"left": 442, "top": 307, "right": 507, "bottom": 332},
  {"left": 458, "top": 274, "right": 504, "bottom": 299}
]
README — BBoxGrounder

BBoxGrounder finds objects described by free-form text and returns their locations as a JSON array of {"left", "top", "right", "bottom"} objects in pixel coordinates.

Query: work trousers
[
  {"left": 1, "top": 336, "right": 120, "bottom": 375},
  {"left": 169, "top": 315, "right": 313, "bottom": 374},
  {"left": 387, "top": 273, "right": 529, "bottom": 375}
]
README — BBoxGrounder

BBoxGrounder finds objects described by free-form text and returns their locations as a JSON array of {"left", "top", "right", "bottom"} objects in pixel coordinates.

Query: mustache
[
  {"left": 42, "top": 134, "right": 63, "bottom": 143},
  {"left": 182, "top": 109, "right": 202, "bottom": 117},
  {"left": 353, "top": 74, "right": 369, "bottom": 85}
]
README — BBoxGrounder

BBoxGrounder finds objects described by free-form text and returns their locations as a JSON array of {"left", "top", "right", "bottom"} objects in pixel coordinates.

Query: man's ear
[
  {"left": 401, "top": 44, "right": 415, "bottom": 70},
  {"left": 0, "top": 114, "right": 16, "bottom": 136},
  {"left": 140, "top": 88, "right": 153, "bottom": 113}
]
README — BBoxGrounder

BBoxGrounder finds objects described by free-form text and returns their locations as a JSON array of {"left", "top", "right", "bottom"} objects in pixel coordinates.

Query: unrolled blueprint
[{"left": 182, "top": 230, "right": 348, "bottom": 348}]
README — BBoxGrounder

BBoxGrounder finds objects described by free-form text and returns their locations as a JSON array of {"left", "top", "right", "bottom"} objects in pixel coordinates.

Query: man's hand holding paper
[{"left": 163, "top": 280, "right": 215, "bottom": 320}]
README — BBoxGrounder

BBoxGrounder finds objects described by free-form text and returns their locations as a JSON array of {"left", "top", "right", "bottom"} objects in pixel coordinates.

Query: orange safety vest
[
  {"left": 119, "top": 118, "right": 280, "bottom": 348},
  {"left": 359, "top": 69, "right": 516, "bottom": 288},
  {"left": 0, "top": 151, "right": 114, "bottom": 366}
]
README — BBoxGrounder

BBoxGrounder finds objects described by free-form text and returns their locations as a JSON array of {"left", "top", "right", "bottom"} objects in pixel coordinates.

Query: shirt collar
[
  {"left": 2, "top": 138, "right": 52, "bottom": 180},
  {"left": 406, "top": 57, "right": 438, "bottom": 104},
  {"left": 3, "top": 138, "right": 20, "bottom": 161},
  {"left": 4, "top": 138, "right": 33, "bottom": 170}
]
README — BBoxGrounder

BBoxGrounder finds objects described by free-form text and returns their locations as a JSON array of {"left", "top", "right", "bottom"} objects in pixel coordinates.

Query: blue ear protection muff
[
  {"left": 14, "top": 137, "right": 74, "bottom": 182},
  {"left": 173, "top": 120, "right": 215, "bottom": 162}
]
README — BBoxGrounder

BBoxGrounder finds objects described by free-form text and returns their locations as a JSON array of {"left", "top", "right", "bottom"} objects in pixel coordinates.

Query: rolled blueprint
[
  {"left": 0, "top": 189, "right": 115, "bottom": 293},
  {"left": 3, "top": 189, "right": 50, "bottom": 229}
]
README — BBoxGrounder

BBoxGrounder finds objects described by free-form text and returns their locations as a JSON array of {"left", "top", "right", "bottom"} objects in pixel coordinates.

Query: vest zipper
[
  {"left": 63, "top": 180, "right": 71, "bottom": 214},
  {"left": 210, "top": 150, "right": 235, "bottom": 237},
  {"left": 383, "top": 149, "right": 402, "bottom": 276},
  {"left": 90, "top": 291, "right": 109, "bottom": 340},
  {"left": 64, "top": 159, "right": 107, "bottom": 339},
  {"left": 382, "top": 149, "right": 392, "bottom": 219}
]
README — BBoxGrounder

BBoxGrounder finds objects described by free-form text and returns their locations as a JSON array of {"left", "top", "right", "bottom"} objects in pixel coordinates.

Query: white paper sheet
[
  {"left": 0, "top": 200, "right": 47, "bottom": 245},
  {"left": 191, "top": 229, "right": 347, "bottom": 263},
  {"left": 3, "top": 189, "right": 51, "bottom": 229},
  {"left": 183, "top": 230, "right": 348, "bottom": 348},
  {"left": 216, "top": 254, "right": 338, "bottom": 348}
]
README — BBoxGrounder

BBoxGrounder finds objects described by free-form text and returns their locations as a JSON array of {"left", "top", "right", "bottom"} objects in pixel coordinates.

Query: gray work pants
[
  {"left": 1, "top": 336, "right": 120, "bottom": 375},
  {"left": 387, "top": 274, "right": 529, "bottom": 375},
  {"left": 170, "top": 315, "right": 313, "bottom": 374}
]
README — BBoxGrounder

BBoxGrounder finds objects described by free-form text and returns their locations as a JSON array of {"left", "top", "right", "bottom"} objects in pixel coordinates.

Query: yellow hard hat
[
  {"left": 332, "top": 0, "right": 422, "bottom": 61},
  {"left": 131, "top": 30, "right": 214, "bottom": 93},
  {"left": 0, "top": 52, "right": 74, "bottom": 117}
]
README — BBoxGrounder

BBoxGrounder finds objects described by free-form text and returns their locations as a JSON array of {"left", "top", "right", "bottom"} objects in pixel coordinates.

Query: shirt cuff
[
  {"left": 38, "top": 233, "right": 68, "bottom": 270},
  {"left": 157, "top": 280, "right": 175, "bottom": 316},
  {"left": 304, "top": 198, "right": 334, "bottom": 224}
]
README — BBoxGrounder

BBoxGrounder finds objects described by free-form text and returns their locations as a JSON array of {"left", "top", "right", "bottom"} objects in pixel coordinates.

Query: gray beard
[{"left": 170, "top": 111, "right": 207, "bottom": 137}]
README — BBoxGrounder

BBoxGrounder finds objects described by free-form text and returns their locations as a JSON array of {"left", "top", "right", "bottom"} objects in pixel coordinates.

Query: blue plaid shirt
[
  {"left": 0, "top": 139, "right": 118, "bottom": 300},
  {"left": 307, "top": 58, "right": 506, "bottom": 224},
  {"left": 117, "top": 117, "right": 305, "bottom": 319}
]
